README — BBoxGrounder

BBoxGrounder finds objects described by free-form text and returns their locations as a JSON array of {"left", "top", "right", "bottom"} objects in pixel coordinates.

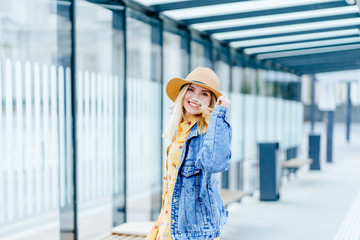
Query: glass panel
[
  {"left": 0, "top": 1, "right": 70, "bottom": 239},
  {"left": 289, "top": 101, "right": 294, "bottom": 147},
  {"left": 229, "top": 92, "right": 244, "bottom": 191},
  {"left": 265, "top": 71, "right": 276, "bottom": 98},
  {"left": 257, "top": 69, "right": 266, "bottom": 96},
  {"left": 163, "top": 31, "right": 188, "bottom": 173},
  {"left": 276, "top": 98, "right": 284, "bottom": 145},
  {"left": 242, "top": 93, "right": 257, "bottom": 193},
  {"left": 288, "top": 100, "right": 293, "bottom": 149},
  {"left": 232, "top": 65, "right": 243, "bottom": 93},
  {"left": 230, "top": 65, "right": 244, "bottom": 164},
  {"left": 293, "top": 101, "right": 298, "bottom": 147},
  {"left": 213, "top": 49, "right": 230, "bottom": 92},
  {"left": 76, "top": 1, "right": 125, "bottom": 238},
  {"left": 257, "top": 96, "right": 266, "bottom": 142},
  {"left": 297, "top": 102, "right": 304, "bottom": 146},
  {"left": 230, "top": 93, "right": 244, "bottom": 163},
  {"left": 191, "top": 41, "right": 205, "bottom": 70},
  {"left": 281, "top": 99, "right": 290, "bottom": 150},
  {"left": 284, "top": 100, "right": 291, "bottom": 149},
  {"left": 244, "top": 94, "right": 256, "bottom": 159},
  {"left": 267, "top": 97, "right": 276, "bottom": 142},
  {"left": 242, "top": 67, "right": 257, "bottom": 94},
  {"left": 126, "top": 15, "right": 162, "bottom": 221}
]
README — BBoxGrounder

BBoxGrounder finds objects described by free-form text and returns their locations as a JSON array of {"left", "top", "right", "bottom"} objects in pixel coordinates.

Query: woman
[{"left": 147, "top": 67, "right": 232, "bottom": 240}]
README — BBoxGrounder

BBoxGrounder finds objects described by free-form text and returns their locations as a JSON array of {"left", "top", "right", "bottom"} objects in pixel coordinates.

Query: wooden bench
[
  {"left": 100, "top": 234, "right": 145, "bottom": 240},
  {"left": 99, "top": 221, "right": 153, "bottom": 240},
  {"left": 100, "top": 190, "right": 247, "bottom": 239},
  {"left": 220, "top": 189, "right": 248, "bottom": 208},
  {"left": 282, "top": 158, "right": 313, "bottom": 176}
]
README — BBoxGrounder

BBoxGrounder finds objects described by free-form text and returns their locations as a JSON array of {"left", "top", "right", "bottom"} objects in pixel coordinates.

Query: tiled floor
[{"left": 220, "top": 123, "right": 360, "bottom": 240}]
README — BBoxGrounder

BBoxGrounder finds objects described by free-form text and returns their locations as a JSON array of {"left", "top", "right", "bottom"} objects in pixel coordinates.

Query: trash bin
[
  {"left": 258, "top": 142, "right": 280, "bottom": 201},
  {"left": 309, "top": 134, "right": 321, "bottom": 170}
]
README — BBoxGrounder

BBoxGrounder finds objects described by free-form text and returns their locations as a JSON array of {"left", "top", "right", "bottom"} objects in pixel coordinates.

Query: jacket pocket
[{"left": 180, "top": 162, "right": 201, "bottom": 177}]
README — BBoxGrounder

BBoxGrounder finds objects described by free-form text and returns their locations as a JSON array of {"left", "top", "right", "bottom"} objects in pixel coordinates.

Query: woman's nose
[{"left": 194, "top": 91, "right": 201, "bottom": 98}]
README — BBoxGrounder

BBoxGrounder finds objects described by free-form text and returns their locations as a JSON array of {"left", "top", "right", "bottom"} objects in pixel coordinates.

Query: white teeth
[{"left": 189, "top": 102, "right": 198, "bottom": 107}]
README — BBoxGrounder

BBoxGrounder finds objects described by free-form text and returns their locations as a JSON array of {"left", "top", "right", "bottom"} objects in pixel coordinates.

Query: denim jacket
[{"left": 170, "top": 105, "right": 232, "bottom": 240}]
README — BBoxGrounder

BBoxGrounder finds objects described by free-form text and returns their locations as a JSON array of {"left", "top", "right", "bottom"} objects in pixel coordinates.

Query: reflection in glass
[
  {"left": 126, "top": 15, "right": 162, "bottom": 222},
  {"left": 76, "top": 1, "right": 125, "bottom": 238},
  {"left": 163, "top": 31, "right": 187, "bottom": 172},
  {"left": 213, "top": 48, "right": 230, "bottom": 92},
  {"left": 232, "top": 66, "right": 243, "bottom": 94},
  {"left": 0, "top": 0, "right": 69, "bottom": 239},
  {"left": 191, "top": 41, "right": 205, "bottom": 70}
]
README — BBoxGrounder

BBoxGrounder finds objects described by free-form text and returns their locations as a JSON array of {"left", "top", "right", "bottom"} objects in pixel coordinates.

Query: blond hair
[{"left": 163, "top": 83, "right": 217, "bottom": 143}]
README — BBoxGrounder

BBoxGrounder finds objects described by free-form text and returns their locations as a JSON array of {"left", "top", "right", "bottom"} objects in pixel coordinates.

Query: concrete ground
[{"left": 220, "top": 123, "right": 360, "bottom": 240}]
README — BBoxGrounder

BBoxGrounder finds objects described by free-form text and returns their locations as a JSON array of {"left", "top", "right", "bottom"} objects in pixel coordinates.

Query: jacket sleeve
[{"left": 195, "top": 105, "right": 232, "bottom": 174}]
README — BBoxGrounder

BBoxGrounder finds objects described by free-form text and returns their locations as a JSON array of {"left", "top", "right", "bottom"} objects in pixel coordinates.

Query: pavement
[{"left": 220, "top": 123, "right": 360, "bottom": 240}]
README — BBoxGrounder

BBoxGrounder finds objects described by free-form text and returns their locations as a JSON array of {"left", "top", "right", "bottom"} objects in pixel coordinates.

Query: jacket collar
[{"left": 187, "top": 122, "right": 200, "bottom": 140}]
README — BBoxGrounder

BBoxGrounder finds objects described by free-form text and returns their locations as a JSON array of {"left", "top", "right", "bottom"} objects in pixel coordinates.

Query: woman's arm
[{"left": 195, "top": 104, "right": 232, "bottom": 174}]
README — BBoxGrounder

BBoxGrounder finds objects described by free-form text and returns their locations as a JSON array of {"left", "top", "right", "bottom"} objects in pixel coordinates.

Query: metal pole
[
  {"left": 309, "top": 134, "right": 321, "bottom": 170},
  {"left": 112, "top": 6, "right": 126, "bottom": 227},
  {"left": 310, "top": 74, "right": 316, "bottom": 133},
  {"left": 346, "top": 82, "right": 351, "bottom": 142},
  {"left": 122, "top": 5, "right": 128, "bottom": 223},
  {"left": 326, "top": 111, "right": 334, "bottom": 163},
  {"left": 70, "top": 0, "right": 78, "bottom": 239}
]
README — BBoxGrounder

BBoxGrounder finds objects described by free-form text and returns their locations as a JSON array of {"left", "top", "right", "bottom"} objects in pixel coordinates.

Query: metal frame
[
  {"left": 54, "top": 0, "right": 360, "bottom": 238},
  {"left": 182, "top": 1, "right": 349, "bottom": 25},
  {"left": 151, "top": 0, "right": 245, "bottom": 12},
  {"left": 6, "top": 1, "right": 356, "bottom": 239},
  {"left": 113, "top": 4, "right": 127, "bottom": 226},
  {"left": 232, "top": 33, "right": 360, "bottom": 49},
  {"left": 224, "top": 25, "right": 360, "bottom": 42},
  {"left": 122, "top": 3, "right": 128, "bottom": 225},
  {"left": 150, "top": 13, "right": 163, "bottom": 221},
  {"left": 206, "top": 13, "right": 360, "bottom": 34},
  {"left": 70, "top": 1, "right": 78, "bottom": 239},
  {"left": 128, "top": 0, "right": 360, "bottom": 74},
  {"left": 246, "top": 37, "right": 360, "bottom": 55},
  {"left": 346, "top": 82, "right": 352, "bottom": 142}
]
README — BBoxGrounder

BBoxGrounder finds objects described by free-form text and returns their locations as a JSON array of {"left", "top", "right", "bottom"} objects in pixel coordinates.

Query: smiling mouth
[{"left": 188, "top": 101, "right": 199, "bottom": 107}]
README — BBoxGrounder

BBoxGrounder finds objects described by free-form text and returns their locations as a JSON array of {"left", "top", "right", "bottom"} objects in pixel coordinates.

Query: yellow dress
[{"left": 146, "top": 116, "right": 199, "bottom": 240}]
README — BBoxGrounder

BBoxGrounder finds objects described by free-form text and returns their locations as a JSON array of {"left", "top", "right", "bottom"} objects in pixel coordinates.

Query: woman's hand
[{"left": 216, "top": 95, "right": 231, "bottom": 108}]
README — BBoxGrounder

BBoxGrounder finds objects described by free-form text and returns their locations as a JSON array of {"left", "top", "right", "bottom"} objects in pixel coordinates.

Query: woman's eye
[
  {"left": 202, "top": 92, "right": 208, "bottom": 96},
  {"left": 188, "top": 88, "right": 194, "bottom": 92}
]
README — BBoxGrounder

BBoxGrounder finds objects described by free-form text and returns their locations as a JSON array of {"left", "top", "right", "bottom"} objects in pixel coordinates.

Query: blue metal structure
[
  {"left": 69, "top": 2, "right": 78, "bottom": 239},
  {"left": 346, "top": 82, "right": 352, "bottom": 142},
  {"left": 135, "top": 0, "right": 360, "bottom": 74},
  {"left": 151, "top": 0, "right": 245, "bottom": 11},
  {"left": 182, "top": 1, "right": 350, "bottom": 25},
  {"left": 258, "top": 143, "right": 280, "bottom": 201},
  {"left": 3, "top": 1, "right": 358, "bottom": 239},
  {"left": 69, "top": 1, "right": 360, "bottom": 237},
  {"left": 311, "top": 75, "right": 316, "bottom": 132},
  {"left": 206, "top": 13, "right": 360, "bottom": 34},
  {"left": 326, "top": 111, "right": 334, "bottom": 163},
  {"left": 309, "top": 134, "right": 321, "bottom": 170}
]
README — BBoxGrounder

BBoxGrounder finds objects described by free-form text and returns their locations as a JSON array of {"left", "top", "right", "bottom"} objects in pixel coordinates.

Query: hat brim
[{"left": 166, "top": 77, "right": 222, "bottom": 102}]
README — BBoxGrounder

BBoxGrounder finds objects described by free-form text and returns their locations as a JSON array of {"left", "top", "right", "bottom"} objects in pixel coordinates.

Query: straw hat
[{"left": 166, "top": 67, "right": 222, "bottom": 102}]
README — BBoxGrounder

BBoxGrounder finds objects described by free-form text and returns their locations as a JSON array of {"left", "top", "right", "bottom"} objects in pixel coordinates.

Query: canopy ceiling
[{"left": 133, "top": 0, "right": 360, "bottom": 75}]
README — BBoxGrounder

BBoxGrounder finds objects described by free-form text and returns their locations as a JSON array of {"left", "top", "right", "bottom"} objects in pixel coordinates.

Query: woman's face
[{"left": 183, "top": 83, "right": 212, "bottom": 118}]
